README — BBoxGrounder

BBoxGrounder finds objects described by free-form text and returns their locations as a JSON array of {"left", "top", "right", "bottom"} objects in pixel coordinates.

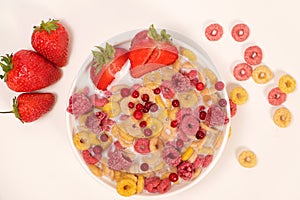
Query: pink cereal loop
[
  {"left": 244, "top": 45, "right": 263, "bottom": 65},
  {"left": 205, "top": 23, "right": 223, "bottom": 41},
  {"left": 231, "top": 23, "right": 250, "bottom": 42}
]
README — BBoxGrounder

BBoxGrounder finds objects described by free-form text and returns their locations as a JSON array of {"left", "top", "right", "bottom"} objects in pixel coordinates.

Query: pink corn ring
[
  {"left": 268, "top": 87, "right": 287, "bottom": 106},
  {"left": 205, "top": 23, "right": 223, "bottom": 41},
  {"left": 244, "top": 45, "right": 263, "bottom": 65},
  {"left": 231, "top": 23, "right": 250, "bottom": 42},
  {"left": 233, "top": 63, "right": 253, "bottom": 81}
]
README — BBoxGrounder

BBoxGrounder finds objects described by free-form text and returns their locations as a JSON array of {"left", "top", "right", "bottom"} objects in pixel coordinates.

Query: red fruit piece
[
  {"left": 82, "top": 150, "right": 99, "bottom": 164},
  {"left": 205, "top": 105, "right": 226, "bottom": 126},
  {"left": 268, "top": 87, "right": 287, "bottom": 106},
  {"left": 0, "top": 50, "right": 62, "bottom": 92},
  {"left": 203, "top": 154, "right": 213, "bottom": 168},
  {"left": 31, "top": 19, "right": 69, "bottom": 67},
  {"left": 177, "top": 161, "right": 194, "bottom": 180},
  {"left": 67, "top": 92, "right": 93, "bottom": 117},
  {"left": 129, "top": 24, "right": 178, "bottom": 78},
  {"left": 229, "top": 99, "right": 237, "bottom": 117},
  {"left": 157, "top": 178, "right": 171, "bottom": 194},
  {"left": 1, "top": 93, "right": 55, "bottom": 123},
  {"left": 90, "top": 43, "right": 128, "bottom": 91},
  {"left": 144, "top": 176, "right": 161, "bottom": 193}
]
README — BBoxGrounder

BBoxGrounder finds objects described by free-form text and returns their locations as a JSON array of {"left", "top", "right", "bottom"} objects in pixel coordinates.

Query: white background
[{"left": 0, "top": 0, "right": 299, "bottom": 199}]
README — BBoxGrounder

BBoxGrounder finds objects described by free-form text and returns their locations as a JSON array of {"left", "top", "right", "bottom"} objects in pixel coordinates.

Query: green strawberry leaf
[
  {"left": 147, "top": 24, "right": 172, "bottom": 42},
  {"left": 0, "top": 54, "right": 13, "bottom": 81},
  {"left": 92, "top": 43, "right": 115, "bottom": 75},
  {"left": 34, "top": 19, "right": 59, "bottom": 34}
]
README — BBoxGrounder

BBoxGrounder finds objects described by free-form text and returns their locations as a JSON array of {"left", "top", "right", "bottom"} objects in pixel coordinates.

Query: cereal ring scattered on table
[
  {"left": 233, "top": 63, "right": 252, "bottom": 81},
  {"left": 268, "top": 87, "right": 287, "bottom": 106},
  {"left": 244, "top": 45, "right": 263, "bottom": 65},
  {"left": 230, "top": 86, "right": 248, "bottom": 105},
  {"left": 278, "top": 74, "right": 296, "bottom": 94},
  {"left": 238, "top": 150, "right": 257, "bottom": 168},
  {"left": 116, "top": 178, "right": 137, "bottom": 196},
  {"left": 231, "top": 23, "right": 250, "bottom": 42},
  {"left": 251, "top": 65, "right": 273, "bottom": 84},
  {"left": 205, "top": 23, "right": 223, "bottom": 41},
  {"left": 273, "top": 107, "right": 292, "bottom": 128}
]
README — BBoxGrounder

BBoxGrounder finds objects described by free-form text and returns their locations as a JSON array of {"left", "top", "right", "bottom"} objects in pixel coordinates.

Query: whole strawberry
[
  {"left": 0, "top": 50, "right": 62, "bottom": 92},
  {"left": 31, "top": 19, "right": 69, "bottom": 67},
  {"left": 0, "top": 93, "right": 55, "bottom": 123}
]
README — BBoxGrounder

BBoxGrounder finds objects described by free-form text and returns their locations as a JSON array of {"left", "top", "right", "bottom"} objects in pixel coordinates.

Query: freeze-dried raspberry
[
  {"left": 229, "top": 99, "right": 237, "bottom": 117},
  {"left": 85, "top": 111, "right": 115, "bottom": 134},
  {"left": 90, "top": 94, "right": 109, "bottom": 107},
  {"left": 203, "top": 154, "right": 213, "bottom": 168},
  {"left": 205, "top": 105, "right": 226, "bottom": 126},
  {"left": 67, "top": 93, "right": 92, "bottom": 117},
  {"left": 82, "top": 150, "right": 98, "bottom": 164},
  {"left": 144, "top": 176, "right": 161, "bottom": 193},
  {"left": 157, "top": 178, "right": 171, "bottom": 194},
  {"left": 177, "top": 161, "right": 194, "bottom": 180},
  {"left": 192, "top": 154, "right": 205, "bottom": 169},
  {"left": 107, "top": 150, "right": 132, "bottom": 171},
  {"left": 171, "top": 73, "right": 191, "bottom": 92}
]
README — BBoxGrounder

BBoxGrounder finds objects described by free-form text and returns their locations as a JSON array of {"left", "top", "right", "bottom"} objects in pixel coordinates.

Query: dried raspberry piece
[
  {"left": 233, "top": 63, "right": 252, "bottom": 81},
  {"left": 192, "top": 155, "right": 205, "bottom": 169},
  {"left": 160, "top": 80, "right": 175, "bottom": 99},
  {"left": 82, "top": 150, "right": 98, "bottom": 164},
  {"left": 85, "top": 112, "right": 115, "bottom": 134},
  {"left": 229, "top": 99, "right": 237, "bottom": 117},
  {"left": 231, "top": 23, "right": 250, "bottom": 42},
  {"left": 203, "top": 154, "right": 213, "bottom": 168},
  {"left": 90, "top": 94, "right": 109, "bottom": 107},
  {"left": 244, "top": 45, "right": 263, "bottom": 65},
  {"left": 157, "top": 178, "right": 171, "bottom": 194},
  {"left": 171, "top": 73, "right": 191, "bottom": 92},
  {"left": 134, "top": 138, "right": 151, "bottom": 154},
  {"left": 144, "top": 176, "right": 161, "bottom": 193},
  {"left": 162, "top": 146, "right": 182, "bottom": 167},
  {"left": 177, "top": 161, "right": 194, "bottom": 180},
  {"left": 268, "top": 87, "right": 287, "bottom": 106},
  {"left": 67, "top": 93, "right": 92, "bottom": 117},
  {"left": 108, "top": 150, "right": 132, "bottom": 170},
  {"left": 205, "top": 23, "right": 223, "bottom": 41},
  {"left": 205, "top": 105, "right": 226, "bottom": 126}
]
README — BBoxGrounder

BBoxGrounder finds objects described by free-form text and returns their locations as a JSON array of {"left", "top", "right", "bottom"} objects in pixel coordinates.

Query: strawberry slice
[
  {"left": 129, "top": 25, "right": 178, "bottom": 78},
  {"left": 90, "top": 43, "right": 128, "bottom": 91}
]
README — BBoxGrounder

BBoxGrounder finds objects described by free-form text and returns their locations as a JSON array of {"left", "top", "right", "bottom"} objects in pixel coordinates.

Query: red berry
[
  {"left": 141, "top": 94, "right": 150, "bottom": 102},
  {"left": 143, "top": 128, "right": 152, "bottom": 137},
  {"left": 142, "top": 107, "right": 149, "bottom": 113},
  {"left": 215, "top": 81, "right": 225, "bottom": 91},
  {"left": 131, "top": 90, "right": 140, "bottom": 98},
  {"left": 144, "top": 101, "right": 153, "bottom": 109},
  {"left": 149, "top": 103, "right": 158, "bottom": 112},
  {"left": 136, "top": 103, "right": 144, "bottom": 110},
  {"left": 133, "top": 110, "right": 143, "bottom": 120},
  {"left": 169, "top": 173, "right": 179, "bottom": 182},
  {"left": 153, "top": 87, "right": 161, "bottom": 94},
  {"left": 120, "top": 88, "right": 130, "bottom": 97},
  {"left": 172, "top": 99, "right": 180, "bottom": 107},
  {"left": 93, "top": 145, "right": 103, "bottom": 154},
  {"left": 196, "top": 82, "right": 205, "bottom": 91},
  {"left": 170, "top": 120, "right": 178, "bottom": 128},
  {"left": 139, "top": 120, "right": 147, "bottom": 128},
  {"left": 128, "top": 102, "right": 135, "bottom": 109},
  {"left": 100, "top": 133, "right": 108, "bottom": 142},
  {"left": 196, "top": 130, "right": 206, "bottom": 139},
  {"left": 199, "top": 111, "right": 207, "bottom": 120},
  {"left": 140, "top": 163, "right": 149, "bottom": 171}
]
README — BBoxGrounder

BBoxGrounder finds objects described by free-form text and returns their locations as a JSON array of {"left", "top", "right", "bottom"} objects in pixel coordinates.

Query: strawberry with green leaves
[
  {"left": 0, "top": 93, "right": 55, "bottom": 123},
  {"left": 129, "top": 24, "right": 179, "bottom": 78},
  {"left": 0, "top": 50, "right": 62, "bottom": 92},
  {"left": 31, "top": 19, "right": 69, "bottom": 67},
  {"left": 90, "top": 43, "right": 128, "bottom": 91}
]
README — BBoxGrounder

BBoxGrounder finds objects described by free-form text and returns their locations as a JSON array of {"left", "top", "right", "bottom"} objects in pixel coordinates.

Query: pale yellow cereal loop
[
  {"left": 278, "top": 74, "right": 296, "bottom": 94},
  {"left": 273, "top": 107, "right": 292, "bottom": 128},
  {"left": 180, "top": 47, "right": 197, "bottom": 62},
  {"left": 238, "top": 150, "right": 257, "bottom": 168},
  {"left": 73, "top": 132, "right": 90, "bottom": 150},
  {"left": 230, "top": 86, "right": 248, "bottom": 105},
  {"left": 251, "top": 65, "right": 273, "bottom": 84}
]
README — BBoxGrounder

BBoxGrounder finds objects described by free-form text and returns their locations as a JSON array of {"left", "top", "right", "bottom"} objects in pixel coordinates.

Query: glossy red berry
[
  {"left": 196, "top": 130, "right": 206, "bottom": 139},
  {"left": 153, "top": 87, "right": 161, "bottom": 94},
  {"left": 93, "top": 145, "right": 103, "bottom": 154},
  {"left": 131, "top": 90, "right": 140, "bottom": 98},
  {"left": 199, "top": 111, "right": 207, "bottom": 120},
  {"left": 196, "top": 82, "right": 205, "bottom": 91},
  {"left": 100, "top": 133, "right": 109, "bottom": 142},
  {"left": 170, "top": 120, "right": 178, "bottom": 128},
  {"left": 215, "top": 81, "right": 225, "bottom": 91},
  {"left": 169, "top": 173, "right": 179, "bottom": 182},
  {"left": 128, "top": 102, "right": 135, "bottom": 109},
  {"left": 141, "top": 94, "right": 150, "bottom": 102},
  {"left": 133, "top": 110, "right": 143, "bottom": 120},
  {"left": 172, "top": 99, "right": 180, "bottom": 107},
  {"left": 136, "top": 103, "right": 144, "bottom": 110},
  {"left": 139, "top": 120, "right": 147, "bottom": 128}
]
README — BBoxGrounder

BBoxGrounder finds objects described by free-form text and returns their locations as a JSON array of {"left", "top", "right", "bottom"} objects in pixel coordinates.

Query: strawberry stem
[
  {"left": 34, "top": 19, "right": 59, "bottom": 34},
  {"left": 147, "top": 24, "right": 172, "bottom": 42},
  {"left": 0, "top": 111, "right": 13, "bottom": 114},
  {"left": 0, "top": 54, "right": 13, "bottom": 81},
  {"left": 92, "top": 43, "right": 115, "bottom": 75}
]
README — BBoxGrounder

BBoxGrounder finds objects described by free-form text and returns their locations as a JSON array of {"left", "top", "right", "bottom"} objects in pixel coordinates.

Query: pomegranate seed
[
  {"left": 140, "top": 163, "right": 149, "bottom": 171},
  {"left": 170, "top": 120, "right": 178, "bottom": 128},
  {"left": 196, "top": 130, "right": 206, "bottom": 139},
  {"left": 199, "top": 111, "right": 207, "bottom": 120},
  {"left": 120, "top": 88, "right": 130, "bottom": 97},
  {"left": 141, "top": 94, "right": 150, "bottom": 102},
  {"left": 93, "top": 145, "right": 103, "bottom": 154},
  {"left": 128, "top": 102, "right": 134, "bottom": 109},
  {"left": 139, "top": 120, "right": 147, "bottom": 128},
  {"left": 131, "top": 90, "right": 140, "bottom": 98},
  {"left": 169, "top": 173, "right": 179, "bottom": 182},
  {"left": 142, "top": 107, "right": 149, "bottom": 113},
  {"left": 100, "top": 133, "right": 109, "bottom": 142},
  {"left": 136, "top": 103, "right": 144, "bottom": 110},
  {"left": 143, "top": 128, "right": 152, "bottom": 137},
  {"left": 133, "top": 110, "right": 143, "bottom": 120},
  {"left": 196, "top": 82, "right": 205, "bottom": 91},
  {"left": 198, "top": 105, "right": 206, "bottom": 111},
  {"left": 153, "top": 87, "right": 161, "bottom": 94},
  {"left": 224, "top": 116, "right": 230, "bottom": 124},
  {"left": 215, "top": 81, "right": 225, "bottom": 91},
  {"left": 172, "top": 99, "right": 180, "bottom": 107}
]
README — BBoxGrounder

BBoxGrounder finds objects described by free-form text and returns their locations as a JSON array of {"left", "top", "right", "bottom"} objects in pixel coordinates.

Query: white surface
[{"left": 0, "top": 0, "right": 299, "bottom": 200}]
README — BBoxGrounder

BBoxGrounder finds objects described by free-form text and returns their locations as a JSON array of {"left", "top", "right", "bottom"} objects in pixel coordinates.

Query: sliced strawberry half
[
  {"left": 90, "top": 43, "right": 128, "bottom": 91},
  {"left": 129, "top": 25, "right": 179, "bottom": 78}
]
